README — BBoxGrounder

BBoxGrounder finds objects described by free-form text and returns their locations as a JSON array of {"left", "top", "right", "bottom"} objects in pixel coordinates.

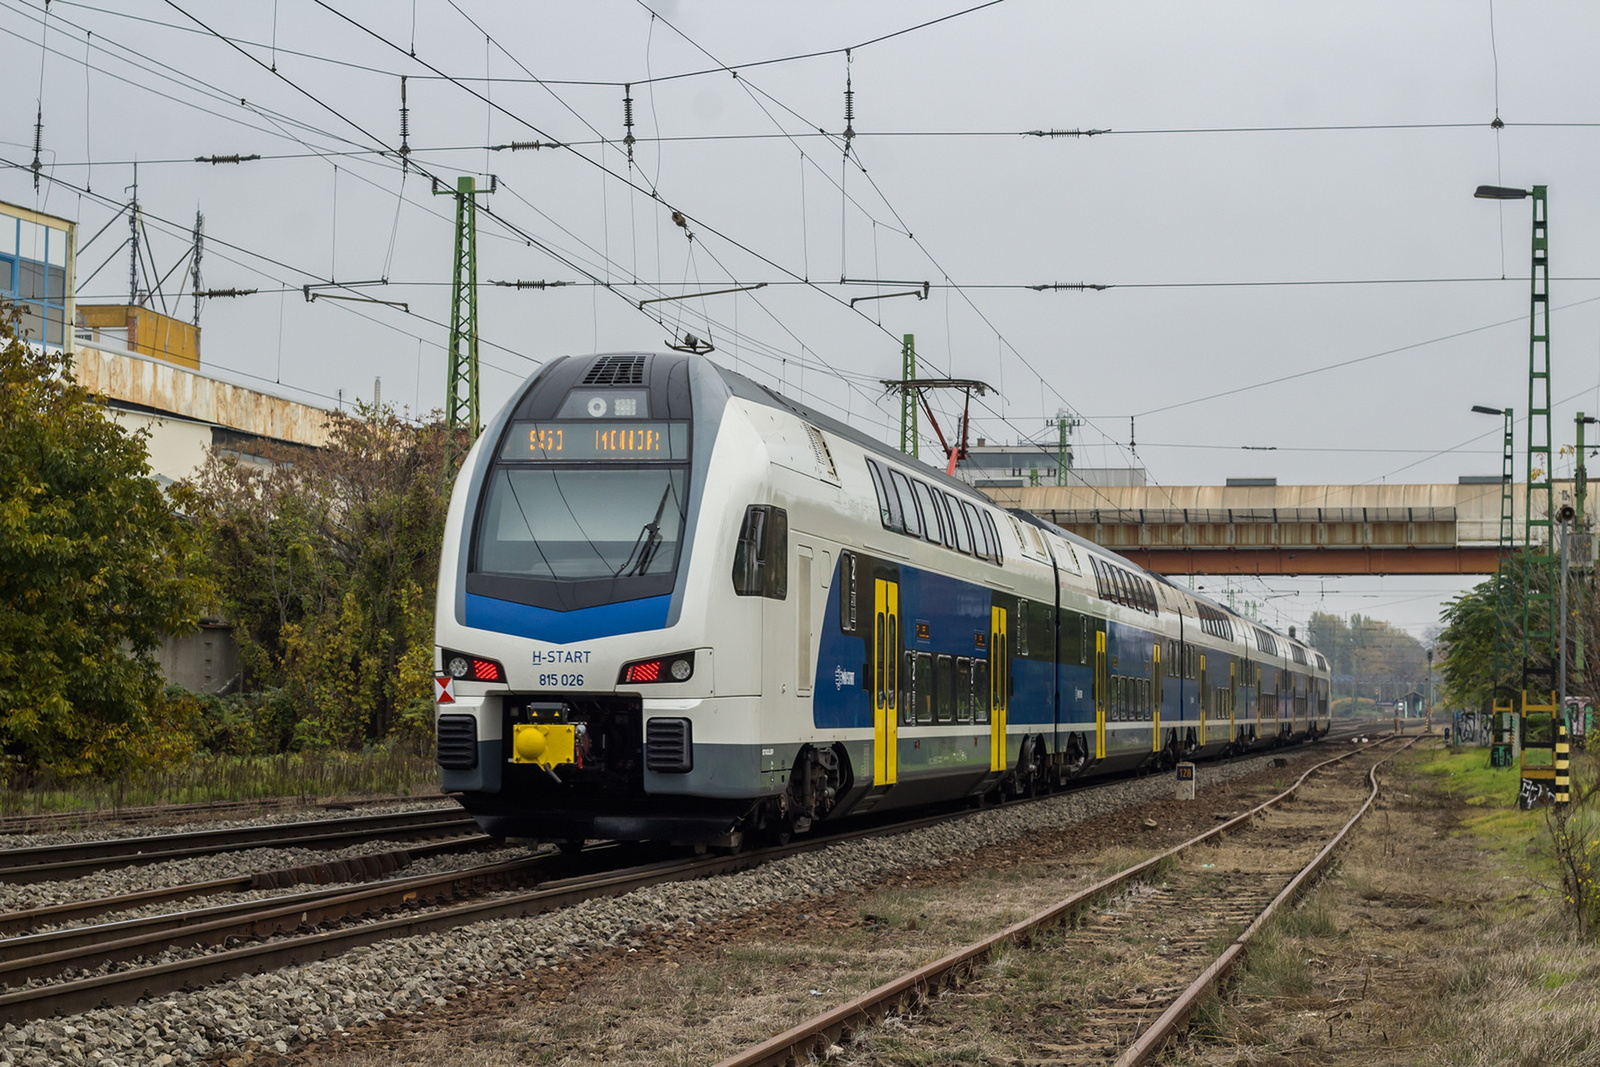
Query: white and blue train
[{"left": 433, "top": 352, "right": 1331, "bottom": 846}]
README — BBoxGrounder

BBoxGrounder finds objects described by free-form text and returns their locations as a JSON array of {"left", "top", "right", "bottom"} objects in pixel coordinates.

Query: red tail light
[
  {"left": 618, "top": 651, "right": 695, "bottom": 685},
  {"left": 624, "top": 659, "right": 663, "bottom": 683},
  {"left": 442, "top": 650, "right": 505, "bottom": 684}
]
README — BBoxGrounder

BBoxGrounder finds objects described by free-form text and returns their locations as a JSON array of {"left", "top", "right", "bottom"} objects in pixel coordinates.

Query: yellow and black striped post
[{"left": 1555, "top": 722, "right": 1571, "bottom": 807}]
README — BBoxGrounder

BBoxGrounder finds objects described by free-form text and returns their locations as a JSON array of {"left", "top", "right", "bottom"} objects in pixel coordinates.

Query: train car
[{"left": 432, "top": 352, "right": 1329, "bottom": 846}]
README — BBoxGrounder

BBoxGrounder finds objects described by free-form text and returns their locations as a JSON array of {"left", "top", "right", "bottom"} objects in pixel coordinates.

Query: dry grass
[{"left": 0, "top": 746, "right": 438, "bottom": 818}]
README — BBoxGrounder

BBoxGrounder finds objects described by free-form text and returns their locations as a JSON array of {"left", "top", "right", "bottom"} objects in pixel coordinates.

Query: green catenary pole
[
  {"left": 900, "top": 334, "right": 917, "bottom": 457},
  {"left": 440, "top": 175, "right": 481, "bottom": 436},
  {"left": 1523, "top": 186, "right": 1555, "bottom": 688}
]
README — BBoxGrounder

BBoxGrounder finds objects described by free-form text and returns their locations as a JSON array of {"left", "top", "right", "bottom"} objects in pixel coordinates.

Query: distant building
[
  {"left": 956, "top": 439, "right": 1147, "bottom": 490},
  {"left": 1, "top": 200, "right": 75, "bottom": 351},
  {"left": 73, "top": 321, "right": 330, "bottom": 486}
]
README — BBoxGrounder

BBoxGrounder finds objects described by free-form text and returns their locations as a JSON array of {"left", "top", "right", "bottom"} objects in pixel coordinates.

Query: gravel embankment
[
  {"left": 8, "top": 843, "right": 544, "bottom": 938},
  {"left": 0, "top": 800, "right": 459, "bottom": 850},
  {"left": 0, "top": 752, "right": 1296, "bottom": 1067}
]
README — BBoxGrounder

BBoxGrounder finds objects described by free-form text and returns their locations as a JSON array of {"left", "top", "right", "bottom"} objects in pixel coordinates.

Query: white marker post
[{"left": 1175, "top": 762, "right": 1196, "bottom": 801}]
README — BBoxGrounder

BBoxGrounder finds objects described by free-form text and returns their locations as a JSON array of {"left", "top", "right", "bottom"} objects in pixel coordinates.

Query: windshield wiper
[{"left": 615, "top": 483, "right": 674, "bottom": 577}]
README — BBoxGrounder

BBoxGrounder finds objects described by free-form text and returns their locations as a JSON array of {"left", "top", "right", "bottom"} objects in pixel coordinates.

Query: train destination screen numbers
[{"left": 501, "top": 421, "right": 688, "bottom": 461}]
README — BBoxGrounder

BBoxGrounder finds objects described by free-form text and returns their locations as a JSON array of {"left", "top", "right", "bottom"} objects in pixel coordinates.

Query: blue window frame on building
[{"left": 2, "top": 213, "right": 71, "bottom": 349}]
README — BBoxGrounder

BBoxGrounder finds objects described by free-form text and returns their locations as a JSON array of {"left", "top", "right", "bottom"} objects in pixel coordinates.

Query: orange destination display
[{"left": 498, "top": 421, "right": 688, "bottom": 461}]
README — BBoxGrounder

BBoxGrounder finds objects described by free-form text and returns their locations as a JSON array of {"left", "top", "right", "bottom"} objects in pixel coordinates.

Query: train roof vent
[
  {"left": 582, "top": 355, "right": 647, "bottom": 385},
  {"left": 804, "top": 424, "right": 838, "bottom": 480}
]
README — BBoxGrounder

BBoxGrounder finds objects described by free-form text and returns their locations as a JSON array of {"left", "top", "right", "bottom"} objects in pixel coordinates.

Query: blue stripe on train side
[{"left": 464, "top": 592, "right": 671, "bottom": 644}]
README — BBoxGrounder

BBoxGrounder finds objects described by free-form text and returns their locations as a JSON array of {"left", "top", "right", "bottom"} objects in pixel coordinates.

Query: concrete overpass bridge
[{"left": 982, "top": 481, "right": 1571, "bottom": 576}]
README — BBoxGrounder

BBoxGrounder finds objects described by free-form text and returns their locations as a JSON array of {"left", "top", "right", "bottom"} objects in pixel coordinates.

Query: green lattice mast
[
  {"left": 1523, "top": 187, "right": 1555, "bottom": 687},
  {"left": 900, "top": 334, "right": 918, "bottom": 457},
  {"left": 437, "top": 175, "right": 484, "bottom": 436}
]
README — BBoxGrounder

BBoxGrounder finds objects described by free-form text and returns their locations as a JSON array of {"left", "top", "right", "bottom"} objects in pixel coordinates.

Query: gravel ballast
[{"left": 0, "top": 752, "right": 1305, "bottom": 1066}]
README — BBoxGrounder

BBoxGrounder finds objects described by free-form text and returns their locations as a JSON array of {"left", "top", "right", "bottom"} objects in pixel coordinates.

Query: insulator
[
  {"left": 623, "top": 85, "right": 635, "bottom": 161},
  {"left": 398, "top": 77, "right": 411, "bottom": 168},
  {"left": 842, "top": 53, "right": 855, "bottom": 154},
  {"left": 31, "top": 108, "right": 42, "bottom": 191}
]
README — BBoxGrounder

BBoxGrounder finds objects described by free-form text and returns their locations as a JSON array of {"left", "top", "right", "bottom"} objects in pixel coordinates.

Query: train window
[
  {"left": 866, "top": 459, "right": 899, "bottom": 531},
  {"left": 1015, "top": 600, "right": 1029, "bottom": 657},
  {"left": 955, "top": 658, "right": 972, "bottom": 722},
  {"left": 983, "top": 512, "right": 1004, "bottom": 564},
  {"left": 938, "top": 495, "right": 961, "bottom": 551},
  {"left": 960, "top": 501, "right": 988, "bottom": 560},
  {"left": 1060, "top": 611, "right": 1082, "bottom": 666},
  {"left": 875, "top": 611, "right": 887, "bottom": 708},
  {"left": 838, "top": 551, "right": 858, "bottom": 633},
  {"left": 900, "top": 650, "right": 917, "bottom": 725},
  {"left": 946, "top": 494, "right": 974, "bottom": 554},
  {"left": 935, "top": 655, "right": 955, "bottom": 723},
  {"left": 912, "top": 480, "right": 945, "bottom": 545},
  {"left": 888, "top": 470, "right": 923, "bottom": 539},
  {"left": 915, "top": 651, "right": 936, "bottom": 723},
  {"left": 732, "top": 505, "right": 788, "bottom": 599},
  {"left": 973, "top": 659, "right": 990, "bottom": 723},
  {"left": 1026, "top": 600, "right": 1052, "bottom": 660}
]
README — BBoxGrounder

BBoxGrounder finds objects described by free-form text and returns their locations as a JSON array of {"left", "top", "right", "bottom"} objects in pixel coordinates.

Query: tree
[
  {"left": 0, "top": 310, "right": 205, "bottom": 779},
  {"left": 1305, "top": 610, "right": 1428, "bottom": 703},
  {"left": 1436, "top": 563, "right": 1553, "bottom": 712},
  {"left": 179, "top": 407, "right": 462, "bottom": 751}
]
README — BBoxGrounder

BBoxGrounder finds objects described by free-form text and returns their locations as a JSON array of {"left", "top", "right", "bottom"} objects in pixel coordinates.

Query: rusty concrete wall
[{"left": 75, "top": 343, "right": 330, "bottom": 448}]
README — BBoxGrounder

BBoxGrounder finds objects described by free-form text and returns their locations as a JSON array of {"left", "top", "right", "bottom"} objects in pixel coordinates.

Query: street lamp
[
  {"left": 1474, "top": 185, "right": 1532, "bottom": 200},
  {"left": 1474, "top": 402, "right": 1518, "bottom": 764}
]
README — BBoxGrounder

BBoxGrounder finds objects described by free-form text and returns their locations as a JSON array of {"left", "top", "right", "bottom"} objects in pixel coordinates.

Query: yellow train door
[
  {"left": 873, "top": 578, "right": 900, "bottom": 785},
  {"left": 1197, "top": 653, "right": 1208, "bottom": 748},
  {"left": 1152, "top": 641, "right": 1163, "bottom": 754},
  {"left": 1094, "top": 629, "right": 1108, "bottom": 759},
  {"left": 990, "top": 604, "right": 1009, "bottom": 772}
]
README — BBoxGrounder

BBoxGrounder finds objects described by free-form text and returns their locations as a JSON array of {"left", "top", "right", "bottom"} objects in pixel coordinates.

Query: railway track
[
  {"left": 0, "top": 727, "right": 1380, "bottom": 1029},
  {"left": 713, "top": 734, "right": 1415, "bottom": 1067},
  {"left": 0, "top": 806, "right": 482, "bottom": 885}
]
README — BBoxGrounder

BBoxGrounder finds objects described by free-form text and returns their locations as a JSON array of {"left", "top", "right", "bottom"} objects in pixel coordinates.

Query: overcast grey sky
[{"left": 6, "top": 1, "right": 1600, "bottom": 640}]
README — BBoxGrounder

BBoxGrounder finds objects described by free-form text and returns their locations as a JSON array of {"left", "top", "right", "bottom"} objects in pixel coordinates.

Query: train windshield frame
[{"left": 468, "top": 418, "right": 693, "bottom": 611}]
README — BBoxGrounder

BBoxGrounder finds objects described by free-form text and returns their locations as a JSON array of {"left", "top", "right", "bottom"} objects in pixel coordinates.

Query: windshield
[{"left": 476, "top": 466, "right": 688, "bottom": 580}]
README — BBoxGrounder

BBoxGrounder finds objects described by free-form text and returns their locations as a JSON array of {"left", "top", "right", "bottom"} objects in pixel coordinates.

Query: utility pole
[
  {"left": 1523, "top": 187, "right": 1556, "bottom": 692},
  {"left": 127, "top": 168, "right": 141, "bottom": 306},
  {"left": 1054, "top": 409, "right": 1081, "bottom": 486},
  {"left": 899, "top": 334, "right": 917, "bottom": 457},
  {"left": 1574, "top": 414, "right": 1595, "bottom": 717},
  {"left": 434, "top": 175, "right": 492, "bottom": 436}
]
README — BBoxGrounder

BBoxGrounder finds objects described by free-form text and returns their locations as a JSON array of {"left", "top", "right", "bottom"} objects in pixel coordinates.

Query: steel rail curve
[{"left": 711, "top": 733, "right": 1414, "bottom": 1067}]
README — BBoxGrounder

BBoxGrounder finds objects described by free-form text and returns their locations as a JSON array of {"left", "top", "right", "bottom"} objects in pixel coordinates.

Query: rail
[{"left": 713, "top": 734, "right": 1413, "bottom": 1067}]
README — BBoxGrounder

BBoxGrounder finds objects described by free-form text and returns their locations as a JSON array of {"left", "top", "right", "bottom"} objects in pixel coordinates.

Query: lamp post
[{"left": 1474, "top": 403, "right": 1518, "bottom": 760}]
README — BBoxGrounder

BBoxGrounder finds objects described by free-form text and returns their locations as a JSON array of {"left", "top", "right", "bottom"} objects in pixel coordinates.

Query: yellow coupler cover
[{"left": 511, "top": 723, "right": 577, "bottom": 768}]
